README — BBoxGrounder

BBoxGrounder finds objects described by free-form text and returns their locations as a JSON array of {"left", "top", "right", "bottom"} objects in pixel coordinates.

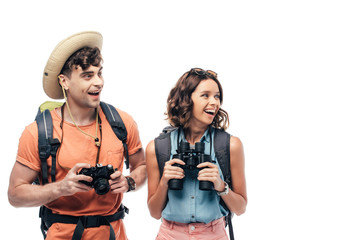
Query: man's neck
[{"left": 62, "top": 101, "right": 97, "bottom": 126}]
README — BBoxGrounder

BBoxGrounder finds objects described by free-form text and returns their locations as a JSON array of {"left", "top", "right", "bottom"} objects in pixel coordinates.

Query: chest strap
[{"left": 40, "top": 204, "right": 129, "bottom": 240}]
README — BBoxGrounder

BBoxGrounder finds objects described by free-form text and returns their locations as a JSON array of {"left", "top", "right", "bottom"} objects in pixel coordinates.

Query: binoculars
[{"left": 168, "top": 141, "right": 214, "bottom": 191}]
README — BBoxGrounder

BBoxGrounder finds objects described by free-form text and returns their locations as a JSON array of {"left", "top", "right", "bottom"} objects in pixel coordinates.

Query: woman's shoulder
[
  {"left": 146, "top": 139, "right": 155, "bottom": 153},
  {"left": 229, "top": 135, "right": 244, "bottom": 153}
]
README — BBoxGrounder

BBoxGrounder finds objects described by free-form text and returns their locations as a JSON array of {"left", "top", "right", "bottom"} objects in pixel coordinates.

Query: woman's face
[{"left": 190, "top": 79, "right": 221, "bottom": 129}]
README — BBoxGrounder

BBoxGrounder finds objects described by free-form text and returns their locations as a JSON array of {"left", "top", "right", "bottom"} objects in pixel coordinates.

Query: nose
[
  {"left": 210, "top": 96, "right": 219, "bottom": 105},
  {"left": 93, "top": 74, "right": 104, "bottom": 87}
]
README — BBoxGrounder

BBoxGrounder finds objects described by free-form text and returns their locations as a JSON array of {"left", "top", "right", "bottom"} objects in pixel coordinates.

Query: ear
[{"left": 58, "top": 74, "right": 68, "bottom": 90}]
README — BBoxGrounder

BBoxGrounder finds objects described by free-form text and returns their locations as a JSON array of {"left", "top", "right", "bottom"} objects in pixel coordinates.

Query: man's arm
[
  {"left": 109, "top": 148, "right": 147, "bottom": 193},
  {"left": 128, "top": 148, "right": 147, "bottom": 189},
  {"left": 8, "top": 162, "right": 93, "bottom": 208}
]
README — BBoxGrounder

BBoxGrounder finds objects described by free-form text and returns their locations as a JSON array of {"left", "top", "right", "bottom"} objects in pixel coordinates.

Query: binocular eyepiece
[{"left": 168, "top": 141, "right": 214, "bottom": 191}]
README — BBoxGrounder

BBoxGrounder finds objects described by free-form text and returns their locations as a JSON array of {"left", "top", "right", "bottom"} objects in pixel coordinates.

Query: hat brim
[{"left": 43, "top": 31, "right": 103, "bottom": 99}]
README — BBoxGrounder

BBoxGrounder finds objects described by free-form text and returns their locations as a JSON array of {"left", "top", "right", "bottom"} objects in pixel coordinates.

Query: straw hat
[{"left": 43, "top": 31, "right": 103, "bottom": 99}]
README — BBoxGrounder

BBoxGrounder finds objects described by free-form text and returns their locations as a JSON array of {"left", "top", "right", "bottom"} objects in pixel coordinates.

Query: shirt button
[
  {"left": 191, "top": 196, "right": 195, "bottom": 199},
  {"left": 190, "top": 225, "right": 195, "bottom": 231}
]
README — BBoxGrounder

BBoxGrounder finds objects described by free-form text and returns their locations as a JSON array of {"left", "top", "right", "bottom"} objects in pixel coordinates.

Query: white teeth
[{"left": 205, "top": 109, "right": 215, "bottom": 114}]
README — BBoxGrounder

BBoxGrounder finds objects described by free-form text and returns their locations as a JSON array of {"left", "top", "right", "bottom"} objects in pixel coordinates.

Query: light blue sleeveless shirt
[{"left": 161, "top": 128, "right": 228, "bottom": 224}]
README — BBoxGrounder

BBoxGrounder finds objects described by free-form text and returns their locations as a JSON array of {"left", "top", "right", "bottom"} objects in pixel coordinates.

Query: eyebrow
[
  {"left": 200, "top": 90, "right": 220, "bottom": 94},
  {"left": 80, "top": 67, "right": 103, "bottom": 76}
]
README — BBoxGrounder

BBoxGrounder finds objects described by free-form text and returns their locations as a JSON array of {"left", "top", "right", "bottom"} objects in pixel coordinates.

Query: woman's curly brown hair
[{"left": 166, "top": 69, "right": 229, "bottom": 131}]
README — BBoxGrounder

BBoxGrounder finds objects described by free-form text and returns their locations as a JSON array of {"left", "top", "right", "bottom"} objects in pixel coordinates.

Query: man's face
[{"left": 64, "top": 65, "right": 104, "bottom": 109}]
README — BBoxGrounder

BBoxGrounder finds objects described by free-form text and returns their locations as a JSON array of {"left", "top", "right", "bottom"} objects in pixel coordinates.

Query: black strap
[
  {"left": 100, "top": 102, "right": 129, "bottom": 169},
  {"left": 213, "top": 129, "right": 231, "bottom": 188},
  {"left": 213, "top": 129, "right": 234, "bottom": 239},
  {"left": 40, "top": 205, "right": 129, "bottom": 240},
  {"left": 35, "top": 109, "right": 60, "bottom": 184},
  {"left": 227, "top": 213, "right": 235, "bottom": 240},
  {"left": 154, "top": 130, "right": 173, "bottom": 177}
]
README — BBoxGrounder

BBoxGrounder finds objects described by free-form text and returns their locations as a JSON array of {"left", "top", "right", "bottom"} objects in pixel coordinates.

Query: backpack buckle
[
  {"left": 81, "top": 215, "right": 101, "bottom": 228},
  {"left": 38, "top": 144, "right": 50, "bottom": 160},
  {"left": 49, "top": 138, "right": 60, "bottom": 156}
]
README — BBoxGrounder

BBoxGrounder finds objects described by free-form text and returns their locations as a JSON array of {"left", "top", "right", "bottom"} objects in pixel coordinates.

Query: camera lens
[{"left": 93, "top": 178, "right": 110, "bottom": 195}]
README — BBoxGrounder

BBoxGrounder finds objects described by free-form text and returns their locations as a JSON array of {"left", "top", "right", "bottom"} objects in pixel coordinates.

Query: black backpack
[
  {"left": 35, "top": 101, "right": 129, "bottom": 240},
  {"left": 154, "top": 127, "right": 235, "bottom": 240}
]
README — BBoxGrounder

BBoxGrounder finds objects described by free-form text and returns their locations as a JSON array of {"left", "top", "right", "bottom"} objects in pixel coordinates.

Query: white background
[{"left": 1, "top": 0, "right": 360, "bottom": 239}]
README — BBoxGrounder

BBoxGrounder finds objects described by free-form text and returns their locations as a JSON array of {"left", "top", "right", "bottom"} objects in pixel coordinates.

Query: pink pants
[{"left": 156, "top": 217, "right": 229, "bottom": 240}]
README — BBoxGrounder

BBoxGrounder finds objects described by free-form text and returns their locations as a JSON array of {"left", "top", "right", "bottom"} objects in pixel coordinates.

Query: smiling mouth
[
  {"left": 204, "top": 109, "right": 216, "bottom": 115},
  {"left": 88, "top": 91, "right": 100, "bottom": 96}
]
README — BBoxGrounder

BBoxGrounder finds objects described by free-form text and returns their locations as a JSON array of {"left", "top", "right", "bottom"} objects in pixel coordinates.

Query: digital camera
[
  {"left": 169, "top": 141, "right": 214, "bottom": 191},
  {"left": 79, "top": 164, "right": 116, "bottom": 195}
]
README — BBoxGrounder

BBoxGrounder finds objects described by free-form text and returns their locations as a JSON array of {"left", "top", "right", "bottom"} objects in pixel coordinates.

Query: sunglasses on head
[{"left": 190, "top": 68, "right": 218, "bottom": 79}]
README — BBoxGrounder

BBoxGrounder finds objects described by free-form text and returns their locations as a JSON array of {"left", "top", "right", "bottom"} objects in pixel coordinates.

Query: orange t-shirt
[{"left": 16, "top": 107, "right": 142, "bottom": 240}]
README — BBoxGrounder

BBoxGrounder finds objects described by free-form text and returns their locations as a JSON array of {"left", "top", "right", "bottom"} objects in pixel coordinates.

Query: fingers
[
  {"left": 109, "top": 171, "right": 128, "bottom": 194},
  {"left": 110, "top": 170, "right": 121, "bottom": 180},
  {"left": 197, "top": 167, "right": 219, "bottom": 179},
  {"left": 166, "top": 159, "right": 185, "bottom": 166},
  {"left": 197, "top": 161, "right": 216, "bottom": 169},
  {"left": 164, "top": 159, "right": 185, "bottom": 176},
  {"left": 197, "top": 165, "right": 224, "bottom": 191},
  {"left": 77, "top": 174, "right": 93, "bottom": 184},
  {"left": 71, "top": 181, "right": 93, "bottom": 192},
  {"left": 161, "top": 159, "right": 185, "bottom": 185},
  {"left": 70, "top": 163, "right": 91, "bottom": 174},
  {"left": 163, "top": 168, "right": 184, "bottom": 180}
]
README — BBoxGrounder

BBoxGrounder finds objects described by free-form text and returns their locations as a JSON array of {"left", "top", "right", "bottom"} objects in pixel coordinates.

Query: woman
[{"left": 146, "top": 68, "right": 247, "bottom": 240}]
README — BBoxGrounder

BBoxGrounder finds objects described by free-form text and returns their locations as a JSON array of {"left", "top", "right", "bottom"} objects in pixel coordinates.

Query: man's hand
[
  {"left": 109, "top": 171, "right": 129, "bottom": 194},
  {"left": 57, "top": 163, "right": 93, "bottom": 197}
]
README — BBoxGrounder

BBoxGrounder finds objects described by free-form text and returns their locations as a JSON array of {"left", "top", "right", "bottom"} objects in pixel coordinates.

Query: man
[{"left": 8, "top": 31, "right": 147, "bottom": 240}]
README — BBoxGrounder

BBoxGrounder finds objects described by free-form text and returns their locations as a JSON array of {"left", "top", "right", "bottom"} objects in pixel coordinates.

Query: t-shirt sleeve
[
  {"left": 16, "top": 123, "right": 41, "bottom": 172},
  {"left": 118, "top": 110, "right": 143, "bottom": 156}
]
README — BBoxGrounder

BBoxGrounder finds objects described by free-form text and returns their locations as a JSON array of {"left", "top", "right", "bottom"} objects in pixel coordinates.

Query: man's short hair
[{"left": 60, "top": 47, "right": 103, "bottom": 77}]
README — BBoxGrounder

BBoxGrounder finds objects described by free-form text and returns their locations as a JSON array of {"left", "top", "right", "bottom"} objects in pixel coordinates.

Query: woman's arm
[
  {"left": 220, "top": 136, "right": 247, "bottom": 215},
  {"left": 197, "top": 136, "right": 247, "bottom": 216},
  {"left": 146, "top": 140, "right": 184, "bottom": 219}
]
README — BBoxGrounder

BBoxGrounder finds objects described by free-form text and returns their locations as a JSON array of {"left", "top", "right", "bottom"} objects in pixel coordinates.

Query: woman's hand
[
  {"left": 161, "top": 159, "right": 185, "bottom": 186},
  {"left": 197, "top": 162, "right": 225, "bottom": 192}
]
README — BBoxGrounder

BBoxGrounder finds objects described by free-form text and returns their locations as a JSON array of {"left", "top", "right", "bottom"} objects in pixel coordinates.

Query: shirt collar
[{"left": 179, "top": 127, "right": 211, "bottom": 144}]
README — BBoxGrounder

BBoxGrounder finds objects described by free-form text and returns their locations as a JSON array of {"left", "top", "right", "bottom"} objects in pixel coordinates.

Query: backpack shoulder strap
[
  {"left": 100, "top": 102, "right": 130, "bottom": 169},
  {"left": 154, "top": 127, "right": 177, "bottom": 177},
  {"left": 35, "top": 109, "right": 60, "bottom": 184},
  {"left": 214, "top": 128, "right": 231, "bottom": 187},
  {"left": 213, "top": 128, "right": 235, "bottom": 240}
]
